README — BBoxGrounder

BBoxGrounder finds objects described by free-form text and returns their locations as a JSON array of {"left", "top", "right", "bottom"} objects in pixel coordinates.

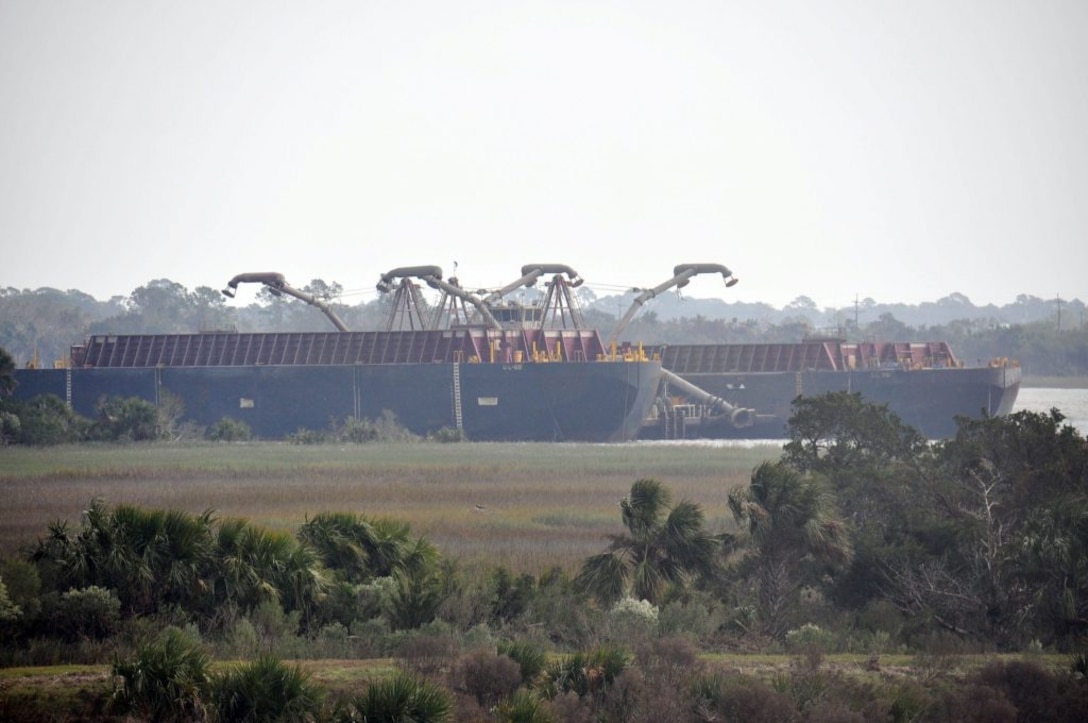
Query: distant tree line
[{"left": 1, "top": 280, "right": 1085, "bottom": 377}]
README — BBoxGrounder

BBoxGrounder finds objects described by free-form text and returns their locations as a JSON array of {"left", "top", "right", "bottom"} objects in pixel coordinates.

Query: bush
[
  {"left": 0, "top": 409, "right": 20, "bottom": 445},
  {"left": 339, "top": 671, "right": 452, "bottom": 722},
  {"left": 453, "top": 648, "right": 522, "bottom": 708},
  {"left": 92, "top": 395, "right": 164, "bottom": 441},
  {"left": 289, "top": 427, "right": 329, "bottom": 444},
  {"left": 784, "top": 622, "right": 836, "bottom": 652},
  {"left": 331, "top": 411, "right": 419, "bottom": 444},
  {"left": 429, "top": 426, "right": 466, "bottom": 443},
  {"left": 53, "top": 586, "right": 121, "bottom": 641},
  {"left": 0, "top": 556, "right": 42, "bottom": 621},
  {"left": 9, "top": 394, "right": 89, "bottom": 444},
  {"left": 209, "top": 655, "right": 323, "bottom": 723},
  {"left": 207, "top": 416, "right": 251, "bottom": 442},
  {"left": 112, "top": 627, "right": 210, "bottom": 723},
  {"left": 691, "top": 672, "right": 794, "bottom": 723},
  {"left": 495, "top": 689, "right": 554, "bottom": 723},
  {"left": 541, "top": 647, "right": 631, "bottom": 699},
  {"left": 0, "top": 578, "right": 19, "bottom": 623},
  {"left": 608, "top": 597, "right": 659, "bottom": 641},
  {"left": 497, "top": 640, "right": 548, "bottom": 687}
]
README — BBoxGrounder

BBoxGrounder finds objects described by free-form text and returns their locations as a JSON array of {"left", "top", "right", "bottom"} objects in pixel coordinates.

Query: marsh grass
[{"left": 0, "top": 441, "right": 781, "bottom": 572}]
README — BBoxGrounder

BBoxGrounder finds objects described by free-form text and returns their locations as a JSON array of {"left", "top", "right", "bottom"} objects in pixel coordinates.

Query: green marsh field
[{"left": 0, "top": 441, "right": 781, "bottom": 573}]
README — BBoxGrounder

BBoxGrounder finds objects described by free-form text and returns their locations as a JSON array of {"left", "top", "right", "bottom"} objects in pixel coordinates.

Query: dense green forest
[
  {"left": 2, "top": 396, "right": 1087, "bottom": 721},
  {"left": 2, "top": 280, "right": 1086, "bottom": 378}
]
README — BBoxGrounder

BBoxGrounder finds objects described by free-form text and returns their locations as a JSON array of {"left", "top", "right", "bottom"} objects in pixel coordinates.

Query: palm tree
[
  {"left": 576, "top": 478, "right": 727, "bottom": 606},
  {"left": 299, "top": 511, "right": 438, "bottom": 583},
  {"left": 728, "top": 461, "right": 852, "bottom": 638}
]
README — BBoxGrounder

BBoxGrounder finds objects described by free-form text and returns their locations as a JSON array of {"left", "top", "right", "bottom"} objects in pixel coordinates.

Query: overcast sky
[{"left": 2, "top": 0, "right": 1086, "bottom": 310}]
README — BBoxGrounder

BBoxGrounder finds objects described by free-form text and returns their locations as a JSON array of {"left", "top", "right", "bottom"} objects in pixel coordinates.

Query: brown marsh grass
[{"left": 0, "top": 441, "right": 782, "bottom": 573}]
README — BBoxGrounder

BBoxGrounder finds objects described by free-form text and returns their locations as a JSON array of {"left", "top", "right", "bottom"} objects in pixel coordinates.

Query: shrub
[
  {"left": 453, "top": 648, "right": 522, "bottom": 708},
  {"left": 289, "top": 427, "right": 328, "bottom": 444},
  {"left": 339, "top": 671, "right": 452, "bottom": 722},
  {"left": 690, "top": 672, "right": 794, "bottom": 723},
  {"left": 608, "top": 597, "right": 659, "bottom": 641},
  {"left": 92, "top": 395, "right": 164, "bottom": 441},
  {"left": 209, "top": 655, "right": 323, "bottom": 723},
  {"left": 429, "top": 426, "right": 466, "bottom": 443},
  {"left": 333, "top": 410, "right": 419, "bottom": 444},
  {"left": 495, "top": 689, "right": 554, "bottom": 723},
  {"left": 112, "top": 627, "right": 210, "bottom": 723},
  {"left": 541, "top": 647, "right": 631, "bottom": 699},
  {"left": 53, "top": 586, "right": 121, "bottom": 641},
  {"left": 395, "top": 631, "right": 460, "bottom": 679},
  {"left": 658, "top": 595, "right": 721, "bottom": 641},
  {"left": 0, "top": 556, "right": 42, "bottom": 622},
  {"left": 0, "top": 409, "right": 20, "bottom": 445},
  {"left": 9, "top": 394, "right": 89, "bottom": 444},
  {"left": 497, "top": 640, "right": 548, "bottom": 687},
  {"left": 207, "top": 416, "right": 251, "bottom": 442},
  {"left": 0, "top": 578, "right": 19, "bottom": 623},
  {"left": 784, "top": 622, "right": 836, "bottom": 652}
]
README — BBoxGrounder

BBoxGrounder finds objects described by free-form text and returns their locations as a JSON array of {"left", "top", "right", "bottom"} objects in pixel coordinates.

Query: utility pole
[{"left": 1057, "top": 294, "right": 1062, "bottom": 333}]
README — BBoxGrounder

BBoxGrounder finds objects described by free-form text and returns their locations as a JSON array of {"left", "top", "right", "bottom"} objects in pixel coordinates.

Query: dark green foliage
[
  {"left": 51, "top": 585, "right": 121, "bottom": 641},
  {"left": 299, "top": 511, "right": 437, "bottom": 586},
  {"left": 728, "top": 460, "right": 852, "bottom": 638},
  {"left": 0, "top": 407, "right": 19, "bottom": 445},
  {"left": 490, "top": 566, "right": 537, "bottom": 625},
  {"left": 6, "top": 393, "right": 89, "bottom": 444},
  {"left": 209, "top": 655, "right": 324, "bottom": 723},
  {"left": 495, "top": 689, "right": 554, "bottom": 723},
  {"left": 0, "top": 577, "right": 20, "bottom": 623},
  {"left": 91, "top": 395, "right": 164, "bottom": 441},
  {"left": 576, "top": 478, "right": 728, "bottom": 606},
  {"left": 330, "top": 411, "right": 419, "bottom": 444},
  {"left": 112, "top": 627, "right": 210, "bottom": 722},
  {"left": 339, "top": 671, "right": 452, "bottom": 723},
  {"left": 0, "top": 345, "right": 15, "bottom": 396},
  {"left": 31, "top": 499, "right": 216, "bottom": 617},
  {"left": 540, "top": 647, "right": 631, "bottom": 699},
  {"left": 0, "top": 556, "right": 42, "bottom": 624},
  {"left": 497, "top": 639, "right": 547, "bottom": 686},
  {"left": 208, "top": 416, "right": 252, "bottom": 442},
  {"left": 428, "top": 426, "right": 466, "bottom": 443}
]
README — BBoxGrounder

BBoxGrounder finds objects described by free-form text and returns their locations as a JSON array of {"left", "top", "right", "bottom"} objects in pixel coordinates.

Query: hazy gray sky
[{"left": 2, "top": 0, "right": 1086, "bottom": 309}]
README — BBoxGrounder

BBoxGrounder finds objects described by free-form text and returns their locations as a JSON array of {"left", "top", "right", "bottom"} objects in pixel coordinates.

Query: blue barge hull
[{"left": 11, "top": 329, "right": 662, "bottom": 443}]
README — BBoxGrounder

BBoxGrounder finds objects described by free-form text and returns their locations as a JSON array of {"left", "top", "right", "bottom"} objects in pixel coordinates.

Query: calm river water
[{"left": 1013, "top": 387, "right": 1088, "bottom": 436}]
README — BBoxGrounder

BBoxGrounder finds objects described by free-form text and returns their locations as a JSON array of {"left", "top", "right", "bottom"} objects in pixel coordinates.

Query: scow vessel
[{"left": 12, "top": 266, "right": 662, "bottom": 442}]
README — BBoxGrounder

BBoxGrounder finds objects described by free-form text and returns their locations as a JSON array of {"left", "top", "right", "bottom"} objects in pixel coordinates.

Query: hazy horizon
[{"left": 3, "top": 1, "right": 1086, "bottom": 309}]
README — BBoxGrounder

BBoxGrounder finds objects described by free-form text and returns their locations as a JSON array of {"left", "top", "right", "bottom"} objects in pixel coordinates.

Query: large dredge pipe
[
  {"left": 222, "top": 272, "right": 350, "bottom": 332},
  {"left": 377, "top": 266, "right": 502, "bottom": 330},
  {"left": 661, "top": 368, "right": 756, "bottom": 429},
  {"left": 480, "top": 264, "right": 584, "bottom": 306},
  {"left": 608, "top": 263, "right": 738, "bottom": 347}
]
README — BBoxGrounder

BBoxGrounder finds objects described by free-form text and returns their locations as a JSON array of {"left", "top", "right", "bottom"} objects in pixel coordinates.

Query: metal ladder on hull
[{"left": 452, "top": 363, "right": 463, "bottom": 431}]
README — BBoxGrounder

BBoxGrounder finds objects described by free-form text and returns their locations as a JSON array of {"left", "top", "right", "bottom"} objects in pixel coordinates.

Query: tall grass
[{"left": 0, "top": 441, "right": 782, "bottom": 572}]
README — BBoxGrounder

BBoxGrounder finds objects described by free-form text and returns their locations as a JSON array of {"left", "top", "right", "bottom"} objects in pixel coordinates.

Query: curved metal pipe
[
  {"left": 661, "top": 369, "right": 756, "bottom": 428},
  {"left": 376, "top": 266, "right": 445, "bottom": 293},
  {"left": 220, "top": 271, "right": 349, "bottom": 332}
]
